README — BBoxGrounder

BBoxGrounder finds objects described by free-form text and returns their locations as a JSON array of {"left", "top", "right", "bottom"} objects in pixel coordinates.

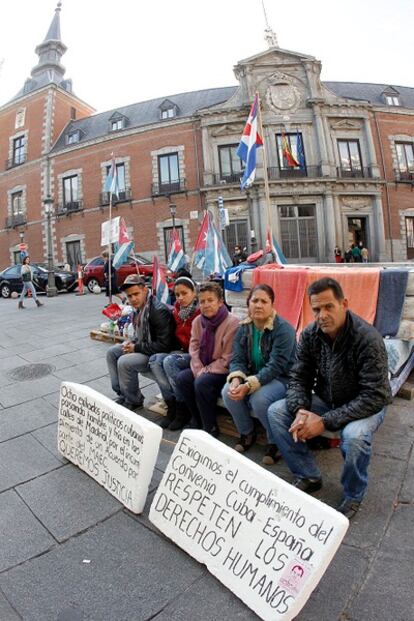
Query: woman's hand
[{"left": 228, "top": 378, "right": 249, "bottom": 401}]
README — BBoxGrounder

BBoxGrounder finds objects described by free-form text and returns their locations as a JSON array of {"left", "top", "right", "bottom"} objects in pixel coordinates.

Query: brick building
[{"left": 1, "top": 6, "right": 414, "bottom": 269}]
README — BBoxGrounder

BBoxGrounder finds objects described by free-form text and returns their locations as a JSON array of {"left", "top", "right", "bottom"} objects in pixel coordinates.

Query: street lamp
[
  {"left": 43, "top": 195, "right": 57, "bottom": 297},
  {"left": 169, "top": 203, "right": 177, "bottom": 230},
  {"left": 19, "top": 230, "right": 24, "bottom": 244}
]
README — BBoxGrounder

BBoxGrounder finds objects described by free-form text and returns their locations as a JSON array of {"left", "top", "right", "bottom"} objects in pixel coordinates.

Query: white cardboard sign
[
  {"left": 58, "top": 382, "right": 162, "bottom": 514},
  {"left": 149, "top": 431, "right": 348, "bottom": 621}
]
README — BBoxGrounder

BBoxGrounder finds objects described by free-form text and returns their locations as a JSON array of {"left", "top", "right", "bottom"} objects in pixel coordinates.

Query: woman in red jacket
[{"left": 149, "top": 276, "right": 200, "bottom": 429}]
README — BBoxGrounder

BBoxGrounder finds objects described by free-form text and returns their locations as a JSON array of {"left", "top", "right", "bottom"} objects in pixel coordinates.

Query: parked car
[
  {"left": 82, "top": 254, "right": 173, "bottom": 293},
  {"left": 0, "top": 263, "right": 77, "bottom": 298}
]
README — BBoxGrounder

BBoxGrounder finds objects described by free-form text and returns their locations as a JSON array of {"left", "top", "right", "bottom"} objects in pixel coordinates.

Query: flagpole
[
  {"left": 255, "top": 92, "right": 280, "bottom": 257},
  {"left": 108, "top": 192, "right": 113, "bottom": 304}
]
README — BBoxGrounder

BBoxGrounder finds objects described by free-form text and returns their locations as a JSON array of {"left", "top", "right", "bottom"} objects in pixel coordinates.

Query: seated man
[
  {"left": 268, "top": 277, "right": 391, "bottom": 519},
  {"left": 106, "top": 274, "right": 174, "bottom": 411}
]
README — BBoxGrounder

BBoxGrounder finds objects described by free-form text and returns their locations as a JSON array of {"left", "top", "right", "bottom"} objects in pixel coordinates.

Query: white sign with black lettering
[
  {"left": 149, "top": 431, "right": 348, "bottom": 621},
  {"left": 58, "top": 382, "right": 162, "bottom": 514}
]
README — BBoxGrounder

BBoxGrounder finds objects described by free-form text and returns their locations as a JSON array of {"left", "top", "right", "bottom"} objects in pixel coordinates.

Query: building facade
[{"left": 1, "top": 6, "right": 413, "bottom": 268}]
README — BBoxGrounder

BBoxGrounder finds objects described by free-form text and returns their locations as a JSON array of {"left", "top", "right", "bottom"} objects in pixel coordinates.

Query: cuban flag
[
  {"left": 152, "top": 255, "right": 170, "bottom": 304},
  {"left": 193, "top": 211, "right": 209, "bottom": 269},
  {"left": 203, "top": 216, "right": 232, "bottom": 276},
  {"left": 236, "top": 94, "right": 263, "bottom": 190},
  {"left": 104, "top": 154, "right": 119, "bottom": 198},
  {"left": 265, "top": 229, "right": 287, "bottom": 265},
  {"left": 167, "top": 229, "right": 186, "bottom": 272},
  {"left": 112, "top": 218, "right": 134, "bottom": 268}
]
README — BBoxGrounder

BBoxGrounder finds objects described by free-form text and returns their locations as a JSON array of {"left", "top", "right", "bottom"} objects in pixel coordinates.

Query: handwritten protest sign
[
  {"left": 58, "top": 382, "right": 161, "bottom": 514},
  {"left": 149, "top": 431, "right": 348, "bottom": 620}
]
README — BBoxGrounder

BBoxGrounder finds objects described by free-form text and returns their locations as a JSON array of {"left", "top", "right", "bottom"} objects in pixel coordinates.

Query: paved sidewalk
[{"left": 0, "top": 293, "right": 413, "bottom": 621}]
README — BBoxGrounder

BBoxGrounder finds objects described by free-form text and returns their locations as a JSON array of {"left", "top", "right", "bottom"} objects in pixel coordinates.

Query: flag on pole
[
  {"left": 112, "top": 218, "right": 134, "bottom": 268},
  {"left": 193, "top": 211, "right": 209, "bottom": 269},
  {"left": 265, "top": 229, "right": 287, "bottom": 265},
  {"left": 167, "top": 229, "right": 186, "bottom": 272},
  {"left": 203, "top": 215, "right": 232, "bottom": 276},
  {"left": 152, "top": 255, "right": 170, "bottom": 304},
  {"left": 296, "top": 131, "right": 306, "bottom": 170},
  {"left": 104, "top": 154, "right": 120, "bottom": 198},
  {"left": 236, "top": 93, "right": 263, "bottom": 190},
  {"left": 281, "top": 131, "right": 299, "bottom": 167}
]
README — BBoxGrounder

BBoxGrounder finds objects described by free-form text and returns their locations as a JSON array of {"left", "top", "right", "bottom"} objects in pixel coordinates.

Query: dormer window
[
  {"left": 111, "top": 119, "right": 124, "bottom": 131},
  {"left": 159, "top": 99, "right": 179, "bottom": 121},
  {"left": 66, "top": 131, "right": 80, "bottom": 145},
  {"left": 383, "top": 87, "right": 401, "bottom": 107},
  {"left": 108, "top": 112, "right": 128, "bottom": 132}
]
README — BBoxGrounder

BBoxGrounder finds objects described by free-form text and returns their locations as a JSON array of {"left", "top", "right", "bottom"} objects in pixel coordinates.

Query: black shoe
[
  {"left": 114, "top": 396, "right": 125, "bottom": 405},
  {"left": 337, "top": 499, "right": 361, "bottom": 520},
  {"left": 291, "top": 477, "right": 322, "bottom": 493},
  {"left": 159, "top": 399, "right": 176, "bottom": 429},
  {"left": 169, "top": 402, "right": 191, "bottom": 431},
  {"left": 262, "top": 444, "right": 280, "bottom": 465},
  {"left": 234, "top": 431, "right": 257, "bottom": 453},
  {"left": 207, "top": 425, "right": 219, "bottom": 438},
  {"left": 123, "top": 400, "right": 144, "bottom": 412}
]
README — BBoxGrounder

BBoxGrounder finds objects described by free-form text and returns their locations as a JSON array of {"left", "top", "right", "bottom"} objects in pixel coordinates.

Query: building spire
[
  {"left": 262, "top": 0, "right": 278, "bottom": 48},
  {"left": 43, "top": 2, "right": 63, "bottom": 42}
]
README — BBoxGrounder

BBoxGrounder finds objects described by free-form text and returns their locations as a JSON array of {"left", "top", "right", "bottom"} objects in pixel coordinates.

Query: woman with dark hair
[
  {"left": 222, "top": 284, "right": 296, "bottom": 464},
  {"left": 173, "top": 282, "right": 240, "bottom": 435},
  {"left": 18, "top": 256, "right": 43, "bottom": 309},
  {"left": 149, "top": 276, "right": 200, "bottom": 429}
]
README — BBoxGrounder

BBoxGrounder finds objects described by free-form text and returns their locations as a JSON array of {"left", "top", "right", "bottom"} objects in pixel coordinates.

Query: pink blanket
[{"left": 253, "top": 265, "right": 308, "bottom": 329}]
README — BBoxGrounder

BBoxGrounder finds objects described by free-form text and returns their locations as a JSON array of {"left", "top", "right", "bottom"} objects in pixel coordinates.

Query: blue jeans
[
  {"left": 175, "top": 368, "right": 227, "bottom": 432},
  {"left": 106, "top": 344, "right": 149, "bottom": 405},
  {"left": 267, "top": 395, "right": 386, "bottom": 502},
  {"left": 20, "top": 281, "right": 38, "bottom": 302},
  {"left": 222, "top": 379, "right": 287, "bottom": 443},
  {"left": 148, "top": 352, "right": 190, "bottom": 402}
]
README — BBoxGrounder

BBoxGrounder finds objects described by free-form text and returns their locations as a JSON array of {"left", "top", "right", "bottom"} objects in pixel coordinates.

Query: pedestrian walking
[
  {"left": 334, "top": 246, "right": 342, "bottom": 263},
  {"left": 344, "top": 246, "right": 353, "bottom": 263},
  {"left": 361, "top": 246, "right": 369, "bottom": 263},
  {"left": 102, "top": 250, "right": 118, "bottom": 298},
  {"left": 18, "top": 256, "right": 43, "bottom": 309},
  {"left": 352, "top": 243, "right": 362, "bottom": 263}
]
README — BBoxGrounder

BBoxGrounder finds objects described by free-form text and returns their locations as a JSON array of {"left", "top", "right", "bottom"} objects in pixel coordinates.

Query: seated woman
[
  {"left": 222, "top": 284, "right": 296, "bottom": 464},
  {"left": 174, "top": 282, "right": 240, "bottom": 435},
  {"left": 149, "top": 276, "right": 200, "bottom": 429}
]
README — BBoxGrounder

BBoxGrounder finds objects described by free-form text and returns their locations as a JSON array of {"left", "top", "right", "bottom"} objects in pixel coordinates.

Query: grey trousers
[{"left": 106, "top": 344, "right": 149, "bottom": 405}]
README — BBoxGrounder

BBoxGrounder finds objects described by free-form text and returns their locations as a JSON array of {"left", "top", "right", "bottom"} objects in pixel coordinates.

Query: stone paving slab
[
  {"left": 0, "top": 434, "right": 62, "bottom": 492},
  {"left": 399, "top": 448, "right": 414, "bottom": 503},
  {"left": 0, "top": 355, "right": 29, "bottom": 372},
  {"left": 0, "top": 397, "right": 58, "bottom": 442},
  {"left": 0, "top": 489, "right": 55, "bottom": 572},
  {"left": 0, "top": 375, "right": 62, "bottom": 408},
  {"left": 31, "top": 421, "right": 66, "bottom": 463},
  {"left": 17, "top": 464, "right": 122, "bottom": 542},
  {"left": 19, "top": 343, "right": 81, "bottom": 362},
  {"left": 52, "top": 358, "right": 109, "bottom": 383},
  {"left": 0, "top": 591, "right": 20, "bottom": 621},
  {"left": 0, "top": 512, "right": 205, "bottom": 621}
]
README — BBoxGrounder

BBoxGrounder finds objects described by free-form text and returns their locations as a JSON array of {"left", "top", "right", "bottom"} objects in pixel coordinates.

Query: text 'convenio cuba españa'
[
  {"left": 149, "top": 430, "right": 349, "bottom": 621},
  {"left": 57, "top": 381, "right": 162, "bottom": 514}
]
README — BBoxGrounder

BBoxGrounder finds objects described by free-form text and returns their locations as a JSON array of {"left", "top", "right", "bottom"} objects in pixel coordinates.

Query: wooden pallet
[{"left": 90, "top": 329, "right": 124, "bottom": 344}]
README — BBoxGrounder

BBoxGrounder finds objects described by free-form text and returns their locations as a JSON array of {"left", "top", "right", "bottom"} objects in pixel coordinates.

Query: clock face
[{"left": 267, "top": 83, "right": 299, "bottom": 111}]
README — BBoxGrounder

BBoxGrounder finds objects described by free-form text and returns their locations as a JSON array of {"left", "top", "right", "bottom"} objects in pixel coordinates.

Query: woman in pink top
[{"left": 174, "top": 282, "right": 239, "bottom": 435}]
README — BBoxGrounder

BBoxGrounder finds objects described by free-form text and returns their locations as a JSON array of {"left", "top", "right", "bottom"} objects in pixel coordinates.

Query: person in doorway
[
  {"left": 351, "top": 243, "right": 362, "bottom": 263},
  {"left": 106, "top": 274, "right": 174, "bottom": 411},
  {"left": 18, "top": 256, "right": 43, "bottom": 309},
  {"left": 344, "top": 247, "right": 353, "bottom": 263},
  {"left": 149, "top": 276, "right": 200, "bottom": 430},
  {"left": 267, "top": 277, "right": 391, "bottom": 519},
  {"left": 222, "top": 284, "right": 296, "bottom": 465},
  {"left": 361, "top": 246, "right": 369, "bottom": 263},
  {"left": 334, "top": 246, "right": 342, "bottom": 263},
  {"left": 232, "top": 245, "right": 247, "bottom": 266},
  {"left": 174, "top": 282, "right": 239, "bottom": 435}
]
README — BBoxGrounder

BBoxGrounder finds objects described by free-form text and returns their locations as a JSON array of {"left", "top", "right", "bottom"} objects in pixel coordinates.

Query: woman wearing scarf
[
  {"left": 222, "top": 284, "right": 296, "bottom": 464},
  {"left": 174, "top": 282, "right": 239, "bottom": 435},
  {"left": 149, "top": 276, "right": 200, "bottom": 430}
]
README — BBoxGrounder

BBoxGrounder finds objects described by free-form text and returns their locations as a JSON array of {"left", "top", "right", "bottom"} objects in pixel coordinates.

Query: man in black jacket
[
  {"left": 268, "top": 277, "right": 391, "bottom": 519},
  {"left": 106, "top": 275, "right": 174, "bottom": 411}
]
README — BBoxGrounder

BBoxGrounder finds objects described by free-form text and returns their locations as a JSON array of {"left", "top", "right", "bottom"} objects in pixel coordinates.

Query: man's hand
[
  {"left": 122, "top": 341, "right": 135, "bottom": 354},
  {"left": 228, "top": 378, "right": 249, "bottom": 401},
  {"left": 289, "top": 408, "right": 325, "bottom": 442}
]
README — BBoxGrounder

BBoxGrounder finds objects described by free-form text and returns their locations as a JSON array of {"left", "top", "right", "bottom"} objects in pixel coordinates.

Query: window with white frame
[
  {"left": 11, "top": 191, "right": 23, "bottom": 215},
  {"left": 63, "top": 175, "right": 79, "bottom": 208},
  {"left": 385, "top": 95, "right": 400, "bottom": 106},
  {"left": 395, "top": 142, "right": 414, "bottom": 180}
]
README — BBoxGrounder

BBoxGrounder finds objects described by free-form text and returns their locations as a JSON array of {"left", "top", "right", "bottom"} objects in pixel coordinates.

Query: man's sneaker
[
  {"left": 114, "top": 396, "right": 125, "bottom": 405},
  {"left": 123, "top": 400, "right": 144, "bottom": 412},
  {"left": 262, "top": 444, "right": 280, "bottom": 465},
  {"left": 291, "top": 477, "right": 322, "bottom": 494},
  {"left": 336, "top": 499, "right": 361, "bottom": 520},
  {"left": 234, "top": 431, "right": 257, "bottom": 453}
]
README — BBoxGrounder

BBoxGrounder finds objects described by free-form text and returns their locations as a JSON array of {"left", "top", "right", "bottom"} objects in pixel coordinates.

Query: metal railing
[
  {"left": 268, "top": 166, "right": 322, "bottom": 180},
  {"left": 57, "top": 200, "right": 84, "bottom": 215},
  {"left": 394, "top": 170, "right": 414, "bottom": 183},
  {"left": 6, "top": 154, "right": 27, "bottom": 169},
  {"left": 5, "top": 213, "right": 27, "bottom": 228},
  {"left": 151, "top": 178, "right": 186, "bottom": 196},
  {"left": 100, "top": 188, "right": 132, "bottom": 205},
  {"left": 336, "top": 167, "right": 375, "bottom": 179},
  {"left": 203, "top": 172, "right": 243, "bottom": 186}
]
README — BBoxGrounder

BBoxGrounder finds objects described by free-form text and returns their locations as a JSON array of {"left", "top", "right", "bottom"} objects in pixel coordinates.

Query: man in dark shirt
[{"left": 268, "top": 277, "right": 391, "bottom": 519}]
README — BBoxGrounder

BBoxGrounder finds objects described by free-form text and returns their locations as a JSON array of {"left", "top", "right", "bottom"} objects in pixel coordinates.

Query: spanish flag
[{"left": 281, "top": 131, "right": 299, "bottom": 167}]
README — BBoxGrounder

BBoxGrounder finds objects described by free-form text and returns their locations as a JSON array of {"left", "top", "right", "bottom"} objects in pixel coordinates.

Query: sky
[{"left": 0, "top": 0, "right": 413, "bottom": 113}]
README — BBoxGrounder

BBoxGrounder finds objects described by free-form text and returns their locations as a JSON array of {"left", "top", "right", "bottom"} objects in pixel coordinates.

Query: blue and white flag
[
  {"left": 167, "top": 229, "right": 186, "bottom": 272},
  {"left": 203, "top": 217, "right": 232, "bottom": 276},
  {"left": 112, "top": 241, "right": 134, "bottom": 269},
  {"left": 265, "top": 229, "right": 287, "bottom": 265},
  {"left": 152, "top": 255, "right": 170, "bottom": 304},
  {"left": 236, "top": 93, "right": 263, "bottom": 190},
  {"left": 104, "top": 154, "right": 119, "bottom": 198}
]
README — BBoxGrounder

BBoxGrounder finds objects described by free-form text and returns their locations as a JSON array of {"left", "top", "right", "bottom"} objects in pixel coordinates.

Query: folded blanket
[
  {"left": 253, "top": 265, "right": 308, "bottom": 329},
  {"left": 224, "top": 264, "right": 256, "bottom": 292},
  {"left": 374, "top": 269, "right": 408, "bottom": 337}
]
